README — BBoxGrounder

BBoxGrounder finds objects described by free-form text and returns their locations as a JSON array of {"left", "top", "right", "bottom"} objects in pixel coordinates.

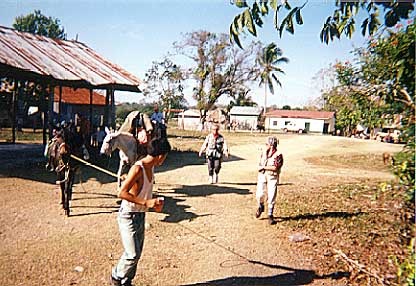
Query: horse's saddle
[{"left": 118, "top": 111, "right": 153, "bottom": 136}]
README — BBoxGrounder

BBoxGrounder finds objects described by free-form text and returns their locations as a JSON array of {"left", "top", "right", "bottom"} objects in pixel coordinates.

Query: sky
[{"left": 0, "top": 0, "right": 370, "bottom": 108}]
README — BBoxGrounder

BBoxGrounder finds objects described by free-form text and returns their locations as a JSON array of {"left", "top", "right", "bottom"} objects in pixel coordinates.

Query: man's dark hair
[{"left": 147, "top": 137, "right": 171, "bottom": 157}]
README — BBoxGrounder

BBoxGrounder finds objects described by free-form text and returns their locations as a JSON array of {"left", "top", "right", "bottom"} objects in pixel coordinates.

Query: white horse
[{"left": 100, "top": 131, "right": 147, "bottom": 186}]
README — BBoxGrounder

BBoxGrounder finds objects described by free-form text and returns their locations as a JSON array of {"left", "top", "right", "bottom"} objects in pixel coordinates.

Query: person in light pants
[{"left": 255, "top": 136, "right": 283, "bottom": 225}]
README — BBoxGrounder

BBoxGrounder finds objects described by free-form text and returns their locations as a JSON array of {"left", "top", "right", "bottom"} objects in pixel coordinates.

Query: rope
[
  {"left": 70, "top": 154, "right": 251, "bottom": 268},
  {"left": 70, "top": 154, "right": 119, "bottom": 178},
  {"left": 178, "top": 223, "right": 250, "bottom": 268}
]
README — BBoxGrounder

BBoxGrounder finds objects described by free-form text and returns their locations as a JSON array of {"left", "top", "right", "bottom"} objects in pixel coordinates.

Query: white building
[
  {"left": 229, "top": 106, "right": 262, "bottom": 130},
  {"left": 177, "top": 109, "right": 201, "bottom": 130},
  {"left": 265, "top": 110, "right": 335, "bottom": 134}
]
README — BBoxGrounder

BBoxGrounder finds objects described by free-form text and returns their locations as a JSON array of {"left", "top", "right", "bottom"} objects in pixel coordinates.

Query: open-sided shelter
[{"left": 0, "top": 25, "right": 142, "bottom": 143}]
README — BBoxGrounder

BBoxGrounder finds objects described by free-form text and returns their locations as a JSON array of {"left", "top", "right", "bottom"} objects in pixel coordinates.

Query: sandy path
[{"left": 0, "top": 135, "right": 401, "bottom": 286}]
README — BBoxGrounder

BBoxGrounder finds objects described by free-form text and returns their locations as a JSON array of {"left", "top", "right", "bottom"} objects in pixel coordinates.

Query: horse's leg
[
  {"left": 63, "top": 168, "right": 72, "bottom": 216},
  {"left": 65, "top": 168, "right": 75, "bottom": 216},
  {"left": 58, "top": 171, "right": 65, "bottom": 208}
]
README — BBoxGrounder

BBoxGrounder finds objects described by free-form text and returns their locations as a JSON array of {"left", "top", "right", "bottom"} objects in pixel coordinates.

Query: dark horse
[{"left": 46, "top": 124, "right": 89, "bottom": 216}]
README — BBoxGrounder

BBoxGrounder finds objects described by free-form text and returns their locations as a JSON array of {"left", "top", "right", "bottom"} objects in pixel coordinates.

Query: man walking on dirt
[
  {"left": 255, "top": 136, "right": 283, "bottom": 225},
  {"left": 199, "top": 124, "right": 229, "bottom": 184}
]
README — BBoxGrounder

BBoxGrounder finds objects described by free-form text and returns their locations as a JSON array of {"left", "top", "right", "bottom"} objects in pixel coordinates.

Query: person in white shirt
[
  {"left": 199, "top": 124, "right": 229, "bottom": 184},
  {"left": 255, "top": 136, "right": 284, "bottom": 225},
  {"left": 111, "top": 137, "right": 171, "bottom": 286}
]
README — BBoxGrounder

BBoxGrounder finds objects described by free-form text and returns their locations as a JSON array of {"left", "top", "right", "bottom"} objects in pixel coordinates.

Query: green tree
[
  {"left": 256, "top": 43, "right": 288, "bottom": 116},
  {"left": 227, "top": 90, "right": 257, "bottom": 112},
  {"left": 143, "top": 58, "right": 188, "bottom": 117},
  {"left": 230, "top": 1, "right": 413, "bottom": 47},
  {"left": 13, "top": 10, "right": 66, "bottom": 39},
  {"left": 282, "top": 105, "right": 291, "bottom": 110},
  {"left": 174, "top": 31, "right": 260, "bottom": 123},
  {"left": 321, "top": 24, "right": 415, "bottom": 283}
]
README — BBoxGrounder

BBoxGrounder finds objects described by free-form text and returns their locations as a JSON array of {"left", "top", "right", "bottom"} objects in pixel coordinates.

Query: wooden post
[
  {"left": 104, "top": 88, "right": 110, "bottom": 127},
  {"left": 89, "top": 88, "right": 93, "bottom": 144},
  {"left": 48, "top": 84, "right": 55, "bottom": 138},
  {"left": 110, "top": 88, "right": 115, "bottom": 130},
  {"left": 11, "top": 79, "right": 17, "bottom": 144},
  {"left": 58, "top": 85, "right": 62, "bottom": 124},
  {"left": 181, "top": 110, "right": 185, "bottom": 130},
  {"left": 42, "top": 85, "right": 47, "bottom": 145}
]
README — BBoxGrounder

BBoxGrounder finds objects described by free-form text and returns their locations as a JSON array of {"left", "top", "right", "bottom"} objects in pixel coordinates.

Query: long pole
[{"left": 70, "top": 154, "right": 118, "bottom": 178}]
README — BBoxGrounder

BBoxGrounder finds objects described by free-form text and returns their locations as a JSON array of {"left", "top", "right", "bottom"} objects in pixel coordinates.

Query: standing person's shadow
[{"left": 181, "top": 260, "right": 350, "bottom": 285}]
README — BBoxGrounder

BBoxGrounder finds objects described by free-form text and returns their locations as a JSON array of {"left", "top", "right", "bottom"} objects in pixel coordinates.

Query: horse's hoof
[{"left": 65, "top": 209, "right": 70, "bottom": 216}]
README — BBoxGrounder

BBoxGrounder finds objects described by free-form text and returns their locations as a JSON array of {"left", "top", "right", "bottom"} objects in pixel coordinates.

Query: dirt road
[{"left": 0, "top": 134, "right": 401, "bottom": 286}]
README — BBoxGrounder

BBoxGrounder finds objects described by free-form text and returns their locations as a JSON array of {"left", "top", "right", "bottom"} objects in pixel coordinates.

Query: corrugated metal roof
[
  {"left": 53, "top": 87, "right": 106, "bottom": 105},
  {"left": 0, "top": 26, "right": 141, "bottom": 92},
  {"left": 265, "top": 110, "right": 335, "bottom": 119},
  {"left": 230, "top": 106, "right": 262, "bottom": 116},
  {"left": 179, "top": 109, "right": 200, "bottom": 117}
]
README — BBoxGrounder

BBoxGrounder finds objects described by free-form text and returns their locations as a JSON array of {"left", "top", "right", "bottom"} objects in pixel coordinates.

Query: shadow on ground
[
  {"left": 0, "top": 144, "right": 244, "bottom": 186},
  {"left": 161, "top": 183, "right": 251, "bottom": 198},
  {"left": 154, "top": 183, "right": 250, "bottom": 223},
  {"left": 182, "top": 260, "right": 350, "bottom": 286},
  {"left": 277, "top": 211, "right": 366, "bottom": 221}
]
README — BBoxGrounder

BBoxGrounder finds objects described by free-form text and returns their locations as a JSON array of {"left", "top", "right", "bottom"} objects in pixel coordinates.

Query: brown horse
[{"left": 46, "top": 125, "right": 89, "bottom": 216}]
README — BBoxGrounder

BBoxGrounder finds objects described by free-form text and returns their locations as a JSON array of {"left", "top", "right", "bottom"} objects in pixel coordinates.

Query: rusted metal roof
[
  {"left": 53, "top": 87, "right": 106, "bottom": 105},
  {"left": 265, "top": 110, "right": 335, "bottom": 119},
  {"left": 0, "top": 26, "right": 142, "bottom": 92}
]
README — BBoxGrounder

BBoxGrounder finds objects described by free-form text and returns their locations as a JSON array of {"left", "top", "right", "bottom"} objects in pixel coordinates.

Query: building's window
[
  {"left": 273, "top": 121, "right": 278, "bottom": 126},
  {"left": 284, "top": 121, "right": 290, "bottom": 125}
]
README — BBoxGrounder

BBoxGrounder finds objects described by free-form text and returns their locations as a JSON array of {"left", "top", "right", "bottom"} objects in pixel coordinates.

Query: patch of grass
[
  {"left": 277, "top": 180, "right": 407, "bottom": 285},
  {"left": 305, "top": 153, "right": 390, "bottom": 172},
  {"left": 0, "top": 129, "right": 44, "bottom": 142}
]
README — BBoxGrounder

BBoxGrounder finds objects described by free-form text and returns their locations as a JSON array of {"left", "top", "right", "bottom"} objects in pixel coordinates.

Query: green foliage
[
  {"left": 13, "top": 10, "right": 66, "bottom": 39},
  {"left": 115, "top": 102, "right": 154, "bottom": 123},
  {"left": 143, "top": 58, "right": 188, "bottom": 111},
  {"left": 229, "top": 1, "right": 414, "bottom": 47},
  {"left": 392, "top": 238, "right": 415, "bottom": 286},
  {"left": 322, "top": 22, "right": 415, "bottom": 283},
  {"left": 256, "top": 42, "right": 288, "bottom": 114},
  {"left": 175, "top": 31, "right": 261, "bottom": 118},
  {"left": 230, "top": 0, "right": 305, "bottom": 48},
  {"left": 227, "top": 90, "right": 257, "bottom": 111},
  {"left": 360, "top": 23, "right": 415, "bottom": 208}
]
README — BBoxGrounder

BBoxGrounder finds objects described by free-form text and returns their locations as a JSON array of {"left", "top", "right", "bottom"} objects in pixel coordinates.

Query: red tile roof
[
  {"left": 53, "top": 87, "right": 106, "bottom": 105},
  {"left": 265, "top": 110, "right": 335, "bottom": 119}
]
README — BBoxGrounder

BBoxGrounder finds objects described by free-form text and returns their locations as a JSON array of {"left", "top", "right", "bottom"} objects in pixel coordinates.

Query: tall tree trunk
[{"left": 264, "top": 83, "right": 267, "bottom": 117}]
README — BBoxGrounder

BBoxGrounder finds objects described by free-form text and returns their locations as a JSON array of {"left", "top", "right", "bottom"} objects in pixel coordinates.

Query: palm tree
[{"left": 257, "top": 43, "right": 289, "bottom": 117}]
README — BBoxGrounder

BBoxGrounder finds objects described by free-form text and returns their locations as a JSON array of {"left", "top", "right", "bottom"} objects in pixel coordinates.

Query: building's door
[
  {"left": 305, "top": 122, "right": 310, "bottom": 132},
  {"left": 323, "top": 123, "right": 329, "bottom": 134}
]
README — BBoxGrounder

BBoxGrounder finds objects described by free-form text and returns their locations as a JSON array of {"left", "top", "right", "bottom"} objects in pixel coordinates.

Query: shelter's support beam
[
  {"left": 58, "top": 85, "right": 62, "bottom": 124},
  {"left": 104, "top": 89, "right": 110, "bottom": 128},
  {"left": 42, "top": 85, "right": 47, "bottom": 145},
  {"left": 48, "top": 84, "right": 55, "bottom": 138},
  {"left": 11, "top": 79, "right": 17, "bottom": 144},
  {"left": 89, "top": 89, "right": 93, "bottom": 143},
  {"left": 110, "top": 89, "right": 115, "bottom": 130}
]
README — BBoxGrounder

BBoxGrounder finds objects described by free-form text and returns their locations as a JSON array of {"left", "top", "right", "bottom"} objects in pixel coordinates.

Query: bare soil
[{"left": 0, "top": 131, "right": 404, "bottom": 286}]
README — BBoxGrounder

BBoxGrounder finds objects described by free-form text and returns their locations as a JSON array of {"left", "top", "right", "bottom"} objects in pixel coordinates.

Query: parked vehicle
[{"left": 282, "top": 122, "right": 305, "bottom": 134}]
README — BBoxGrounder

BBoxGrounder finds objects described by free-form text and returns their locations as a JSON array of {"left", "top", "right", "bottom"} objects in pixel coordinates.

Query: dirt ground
[{"left": 0, "top": 132, "right": 403, "bottom": 286}]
